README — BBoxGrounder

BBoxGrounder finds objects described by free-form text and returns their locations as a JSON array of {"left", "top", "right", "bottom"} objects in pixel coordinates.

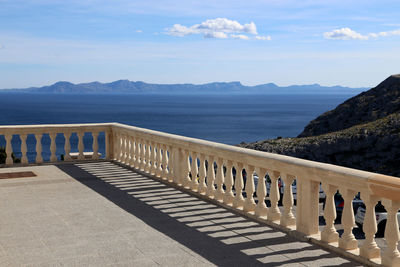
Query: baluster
[
  {"left": 161, "top": 144, "right": 168, "bottom": 179},
  {"left": 167, "top": 146, "right": 175, "bottom": 182},
  {"left": 64, "top": 132, "right": 72, "bottom": 161},
  {"left": 149, "top": 141, "right": 155, "bottom": 175},
  {"left": 143, "top": 140, "right": 149, "bottom": 172},
  {"left": 125, "top": 135, "right": 131, "bottom": 165},
  {"left": 146, "top": 141, "right": 152, "bottom": 173},
  {"left": 255, "top": 168, "right": 268, "bottom": 218},
  {"left": 206, "top": 155, "right": 216, "bottom": 198},
  {"left": 134, "top": 137, "right": 140, "bottom": 169},
  {"left": 77, "top": 131, "right": 84, "bottom": 160},
  {"left": 156, "top": 143, "right": 163, "bottom": 178},
  {"left": 382, "top": 199, "right": 400, "bottom": 266},
  {"left": 190, "top": 152, "right": 199, "bottom": 191},
  {"left": 339, "top": 188, "right": 358, "bottom": 250},
  {"left": 360, "top": 193, "right": 380, "bottom": 259},
  {"left": 139, "top": 139, "right": 145, "bottom": 171},
  {"left": 214, "top": 158, "right": 225, "bottom": 202},
  {"left": 171, "top": 147, "right": 180, "bottom": 184},
  {"left": 243, "top": 165, "right": 256, "bottom": 213},
  {"left": 121, "top": 134, "right": 127, "bottom": 164},
  {"left": 321, "top": 184, "right": 339, "bottom": 243},
  {"left": 129, "top": 136, "right": 135, "bottom": 166},
  {"left": 198, "top": 154, "right": 207, "bottom": 194},
  {"left": 280, "top": 174, "right": 296, "bottom": 227},
  {"left": 112, "top": 131, "right": 118, "bottom": 161},
  {"left": 223, "top": 160, "right": 234, "bottom": 205},
  {"left": 268, "top": 171, "right": 281, "bottom": 221},
  {"left": 35, "top": 134, "right": 43, "bottom": 163},
  {"left": 5, "top": 134, "right": 13, "bottom": 165},
  {"left": 150, "top": 142, "right": 156, "bottom": 176},
  {"left": 20, "top": 134, "right": 28, "bottom": 164},
  {"left": 49, "top": 132, "right": 57, "bottom": 162},
  {"left": 182, "top": 149, "right": 191, "bottom": 188},
  {"left": 105, "top": 129, "right": 111, "bottom": 160},
  {"left": 92, "top": 131, "right": 99, "bottom": 160},
  {"left": 233, "top": 163, "right": 245, "bottom": 209}
]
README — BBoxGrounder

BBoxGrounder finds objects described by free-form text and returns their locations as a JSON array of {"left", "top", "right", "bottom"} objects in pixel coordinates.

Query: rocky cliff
[
  {"left": 298, "top": 74, "right": 400, "bottom": 137},
  {"left": 240, "top": 74, "right": 400, "bottom": 177}
]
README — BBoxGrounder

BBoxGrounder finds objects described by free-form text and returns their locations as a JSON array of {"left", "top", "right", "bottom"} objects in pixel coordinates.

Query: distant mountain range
[{"left": 0, "top": 80, "right": 368, "bottom": 95}]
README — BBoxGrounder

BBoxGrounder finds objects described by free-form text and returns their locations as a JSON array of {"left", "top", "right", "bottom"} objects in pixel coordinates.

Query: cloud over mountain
[{"left": 166, "top": 18, "right": 268, "bottom": 40}]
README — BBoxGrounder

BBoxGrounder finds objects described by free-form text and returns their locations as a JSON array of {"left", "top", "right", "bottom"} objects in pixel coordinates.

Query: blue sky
[{"left": 1, "top": 0, "right": 399, "bottom": 88}]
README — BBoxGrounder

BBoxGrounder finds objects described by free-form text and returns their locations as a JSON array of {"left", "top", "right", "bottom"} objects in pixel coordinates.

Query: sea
[{"left": 0, "top": 93, "right": 355, "bottom": 161}]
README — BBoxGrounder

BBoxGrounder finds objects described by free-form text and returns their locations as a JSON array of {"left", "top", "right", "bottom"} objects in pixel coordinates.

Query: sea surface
[{"left": 0, "top": 93, "right": 355, "bottom": 161}]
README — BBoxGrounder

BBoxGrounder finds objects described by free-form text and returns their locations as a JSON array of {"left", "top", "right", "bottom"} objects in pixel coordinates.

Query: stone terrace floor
[{"left": 0, "top": 161, "right": 360, "bottom": 266}]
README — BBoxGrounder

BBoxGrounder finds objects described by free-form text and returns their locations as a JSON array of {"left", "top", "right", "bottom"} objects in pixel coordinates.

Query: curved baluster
[
  {"left": 121, "top": 134, "right": 127, "bottom": 164},
  {"left": 64, "top": 132, "right": 72, "bottom": 161},
  {"left": 321, "top": 184, "right": 339, "bottom": 243},
  {"left": 92, "top": 131, "right": 99, "bottom": 160},
  {"left": 150, "top": 142, "right": 156, "bottom": 175},
  {"left": 382, "top": 199, "right": 400, "bottom": 266},
  {"left": 182, "top": 149, "right": 191, "bottom": 188},
  {"left": 339, "top": 188, "right": 358, "bottom": 250},
  {"left": 267, "top": 170, "right": 281, "bottom": 221},
  {"left": 167, "top": 146, "right": 175, "bottom": 182},
  {"left": 161, "top": 144, "right": 168, "bottom": 179},
  {"left": 134, "top": 137, "right": 140, "bottom": 169},
  {"left": 112, "top": 131, "right": 118, "bottom": 161},
  {"left": 49, "top": 132, "right": 57, "bottom": 162},
  {"left": 20, "top": 134, "right": 28, "bottom": 164},
  {"left": 243, "top": 165, "right": 256, "bottom": 213},
  {"left": 214, "top": 157, "right": 225, "bottom": 202},
  {"left": 156, "top": 143, "right": 163, "bottom": 178},
  {"left": 77, "top": 131, "right": 84, "bottom": 161},
  {"left": 5, "top": 134, "right": 13, "bottom": 165},
  {"left": 233, "top": 163, "right": 245, "bottom": 209},
  {"left": 35, "top": 134, "right": 43, "bottom": 164},
  {"left": 206, "top": 155, "right": 216, "bottom": 198},
  {"left": 280, "top": 173, "right": 296, "bottom": 227},
  {"left": 139, "top": 139, "right": 145, "bottom": 171},
  {"left": 223, "top": 160, "right": 234, "bottom": 206},
  {"left": 129, "top": 136, "right": 135, "bottom": 166},
  {"left": 255, "top": 167, "right": 268, "bottom": 218},
  {"left": 190, "top": 152, "right": 199, "bottom": 191},
  {"left": 360, "top": 193, "right": 380, "bottom": 259},
  {"left": 198, "top": 154, "right": 207, "bottom": 194},
  {"left": 143, "top": 140, "right": 150, "bottom": 173}
]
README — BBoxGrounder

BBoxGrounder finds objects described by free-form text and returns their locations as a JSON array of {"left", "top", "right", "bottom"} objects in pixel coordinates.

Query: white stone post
[
  {"left": 190, "top": 152, "right": 199, "bottom": 191},
  {"left": 339, "top": 188, "right": 358, "bottom": 250},
  {"left": 35, "top": 134, "right": 43, "bottom": 164},
  {"left": 5, "top": 134, "right": 13, "bottom": 165},
  {"left": 296, "top": 178, "right": 320, "bottom": 236},
  {"left": 206, "top": 155, "right": 216, "bottom": 198},
  {"left": 198, "top": 154, "right": 207, "bottom": 194},
  {"left": 243, "top": 165, "right": 256, "bottom": 213},
  {"left": 20, "top": 134, "right": 28, "bottom": 164},
  {"left": 268, "top": 171, "right": 281, "bottom": 222},
  {"left": 223, "top": 160, "right": 235, "bottom": 206},
  {"left": 214, "top": 157, "right": 225, "bottom": 202},
  {"left": 233, "top": 163, "right": 245, "bottom": 209},
  {"left": 360, "top": 193, "right": 380, "bottom": 259},
  {"left": 255, "top": 167, "right": 268, "bottom": 218},
  {"left": 382, "top": 199, "right": 400, "bottom": 266},
  {"left": 321, "top": 183, "right": 339, "bottom": 243},
  {"left": 49, "top": 132, "right": 57, "bottom": 162},
  {"left": 92, "top": 131, "right": 99, "bottom": 160},
  {"left": 64, "top": 132, "right": 72, "bottom": 161}
]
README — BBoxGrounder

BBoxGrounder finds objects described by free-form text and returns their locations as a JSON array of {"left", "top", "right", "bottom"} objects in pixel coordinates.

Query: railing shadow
[{"left": 57, "top": 161, "right": 357, "bottom": 266}]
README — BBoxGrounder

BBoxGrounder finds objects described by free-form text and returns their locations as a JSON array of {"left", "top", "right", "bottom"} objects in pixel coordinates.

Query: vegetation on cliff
[{"left": 240, "top": 74, "right": 400, "bottom": 177}]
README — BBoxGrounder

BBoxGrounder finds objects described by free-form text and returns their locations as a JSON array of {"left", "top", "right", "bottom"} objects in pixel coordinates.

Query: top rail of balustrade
[
  {"left": 112, "top": 122, "right": 400, "bottom": 197},
  {"left": 0, "top": 123, "right": 113, "bottom": 134}
]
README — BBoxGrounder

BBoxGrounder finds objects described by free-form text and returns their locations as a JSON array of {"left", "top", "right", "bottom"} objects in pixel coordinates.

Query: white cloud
[
  {"left": 323, "top": 27, "right": 368, "bottom": 40},
  {"left": 324, "top": 27, "right": 400, "bottom": 40},
  {"left": 230, "top": 34, "right": 249, "bottom": 40},
  {"left": 136, "top": 30, "right": 142, "bottom": 33},
  {"left": 255, "top": 35, "right": 271, "bottom": 40},
  {"left": 166, "top": 18, "right": 264, "bottom": 40}
]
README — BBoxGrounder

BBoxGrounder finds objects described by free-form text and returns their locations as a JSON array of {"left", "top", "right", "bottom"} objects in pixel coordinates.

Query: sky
[{"left": 0, "top": 0, "right": 400, "bottom": 89}]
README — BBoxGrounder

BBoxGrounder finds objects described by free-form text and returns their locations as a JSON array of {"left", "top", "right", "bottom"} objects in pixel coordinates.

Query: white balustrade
[{"left": 2, "top": 122, "right": 400, "bottom": 266}]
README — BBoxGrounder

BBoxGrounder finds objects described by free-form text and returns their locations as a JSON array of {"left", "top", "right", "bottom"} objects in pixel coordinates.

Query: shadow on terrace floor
[{"left": 58, "top": 161, "right": 358, "bottom": 266}]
